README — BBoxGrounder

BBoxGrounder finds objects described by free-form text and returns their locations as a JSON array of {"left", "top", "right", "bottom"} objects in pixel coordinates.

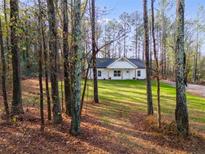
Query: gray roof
[{"left": 93, "top": 58, "right": 145, "bottom": 68}]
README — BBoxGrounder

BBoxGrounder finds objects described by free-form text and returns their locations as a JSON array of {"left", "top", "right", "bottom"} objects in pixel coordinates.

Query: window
[
  {"left": 98, "top": 71, "right": 102, "bottom": 77},
  {"left": 114, "top": 70, "right": 121, "bottom": 77},
  {"left": 137, "top": 70, "right": 141, "bottom": 77},
  {"left": 126, "top": 70, "right": 129, "bottom": 73}
]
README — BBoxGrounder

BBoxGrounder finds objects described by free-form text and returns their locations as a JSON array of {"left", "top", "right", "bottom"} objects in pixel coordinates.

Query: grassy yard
[{"left": 84, "top": 80, "right": 205, "bottom": 130}]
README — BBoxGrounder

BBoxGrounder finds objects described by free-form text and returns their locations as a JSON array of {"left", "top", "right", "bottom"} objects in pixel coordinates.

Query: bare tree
[
  {"left": 151, "top": 0, "right": 161, "bottom": 128},
  {"left": 143, "top": 0, "right": 154, "bottom": 115},
  {"left": 91, "top": 0, "right": 99, "bottom": 103}
]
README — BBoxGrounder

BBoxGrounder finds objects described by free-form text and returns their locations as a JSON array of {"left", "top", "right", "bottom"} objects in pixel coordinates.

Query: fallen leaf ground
[{"left": 0, "top": 79, "right": 205, "bottom": 154}]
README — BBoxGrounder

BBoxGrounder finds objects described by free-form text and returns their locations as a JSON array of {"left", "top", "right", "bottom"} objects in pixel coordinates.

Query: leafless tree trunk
[
  {"left": 143, "top": 0, "right": 154, "bottom": 115},
  {"left": 151, "top": 0, "right": 161, "bottom": 128},
  {"left": 91, "top": 0, "right": 99, "bottom": 103},
  {"left": 0, "top": 17, "right": 10, "bottom": 119},
  {"left": 62, "top": 0, "right": 72, "bottom": 115}
]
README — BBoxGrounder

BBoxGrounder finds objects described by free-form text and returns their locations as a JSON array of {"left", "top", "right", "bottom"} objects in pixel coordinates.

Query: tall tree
[
  {"left": 151, "top": 0, "right": 161, "bottom": 128},
  {"left": 37, "top": 1, "right": 52, "bottom": 120},
  {"left": 47, "top": 0, "right": 62, "bottom": 124},
  {"left": 159, "top": 0, "right": 168, "bottom": 79},
  {"left": 62, "top": 0, "right": 72, "bottom": 115},
  {"left": 70, "top": 0, "right": 82, "bottom": 135},
  {"left": 0, "top": 17, "right": 9, "bottom": 119},
  {"left": 41, "top": 6, "right": 52, "bottom": 121},
  {"left": 10, "top": 0, "right": 24, "bottom": 115},
  {"left": 91, "top": 0, "right": 99, "bottom": 103},
  {"left": 3, "top": 0, "right": 10, "bottom": 56},
  {"left": 175, "top": 0, "right": 189, "bottom": 136},
  {"left": 143, "top": 0, "right": 154, "bottom": 115},
  {"left": 38, "top": 0, "right": 45, "bottom": 131}
]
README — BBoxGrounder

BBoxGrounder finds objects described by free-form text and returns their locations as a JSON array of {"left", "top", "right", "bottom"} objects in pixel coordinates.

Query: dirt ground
[{"left": 0, "top": 79, "right": 205, "bottom": 154}]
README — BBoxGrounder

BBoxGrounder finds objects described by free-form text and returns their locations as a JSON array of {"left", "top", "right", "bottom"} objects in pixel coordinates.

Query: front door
[{"left": 123, "top": 70, "right": 130, "bottom": 79}]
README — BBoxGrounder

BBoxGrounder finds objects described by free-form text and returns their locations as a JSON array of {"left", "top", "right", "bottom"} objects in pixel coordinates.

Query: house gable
[{"left": 107, "top": 57, "right": 137, "bottom": 69}]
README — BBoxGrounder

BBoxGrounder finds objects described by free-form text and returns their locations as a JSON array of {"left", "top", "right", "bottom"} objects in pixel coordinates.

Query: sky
[
  {"left": 96, "top": 0, "right": 205, "bottom": 20},
  {"left": 96, "top": 0, "right": 205, "bottom": 55}
]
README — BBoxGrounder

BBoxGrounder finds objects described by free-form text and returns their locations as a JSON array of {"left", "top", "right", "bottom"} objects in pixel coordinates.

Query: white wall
[
  {"left": 107, "top": 58, "right": 136, "bottom": 69},
  {"left": 88, "top": 68, "right": 108, "bottom": 80},
  {"left": 88, "top": 68, "right": 146, "bottom": 80},
  {"left": 136, "top": 69, "right": 146, "bottom": 80}
]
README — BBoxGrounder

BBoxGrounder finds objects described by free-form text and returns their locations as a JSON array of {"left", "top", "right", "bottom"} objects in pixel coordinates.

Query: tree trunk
[
  {"left": 10, "top": 0, "right": 24, "bottom": 115},
  {"left": 151, "top": 0, "right": 161, "bottom": 128},
  {"left": 143, "top": 0, "right": 153, "bottom": 115},
  {"left": 42, "top": 20, "right": 52, "bottom": 121},
  {"left": 62, "top": 0, "right": 72, "bottom": 115},
  {"left": 3, "top": 0, "right": 10, "bottom": 56},
  {"left": 38, "top": 0, "right": 45, "bottom": 131},
  {"left": 70, "top": 0, "right": 82, "bottom": 135},
  {"left": 47, "top": 0, "right": 62, "bottom": 124},
  {"left": 91, "top": 0, "right": 99, "bottom": 103},
  {"left": 0, "top": 17, "right": 10, "bottom": 119},
  {"left": 175, "top": 0, "right": 189, "bottom": 136}
]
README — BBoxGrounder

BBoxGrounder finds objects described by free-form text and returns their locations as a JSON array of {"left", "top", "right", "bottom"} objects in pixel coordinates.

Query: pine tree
[
  {"left": 70, "top": 0, "right": 82, "bottom": 135},
  {"left": 175, "top": 0, "right": 189, "bottom": 136}
]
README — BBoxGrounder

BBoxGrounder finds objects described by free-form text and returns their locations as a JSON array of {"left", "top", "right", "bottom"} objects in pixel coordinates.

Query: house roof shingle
[{"left": 94, "top": 58, "right": 145, "bottom": 69}]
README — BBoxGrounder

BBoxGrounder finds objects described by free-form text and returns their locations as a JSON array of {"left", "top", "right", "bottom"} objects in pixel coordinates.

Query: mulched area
[{"left": 0, "top": 107, "right": 205, "bottom": 154}]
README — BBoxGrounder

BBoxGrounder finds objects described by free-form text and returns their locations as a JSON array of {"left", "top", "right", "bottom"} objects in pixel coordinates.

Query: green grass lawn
[{"left": 83, "top": 80, "right": 205, "bottom": 129}]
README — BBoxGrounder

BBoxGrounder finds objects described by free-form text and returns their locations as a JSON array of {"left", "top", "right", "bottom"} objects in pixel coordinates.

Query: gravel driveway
[{"left": 162, "top": 80, "right": 205, "bottom": 97}]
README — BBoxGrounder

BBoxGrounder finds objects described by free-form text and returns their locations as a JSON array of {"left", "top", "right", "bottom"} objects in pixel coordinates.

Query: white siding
[
  {"left": 136, "top": 69, "right": 146, "bottom": 79},
  {"left": 88, "top": 68, "right": 146, "bottom": 80},
  {"left": 88, "top": 68, "right": 108, "bottom": 80},
  {"left": 107, "top": 59, "right": 136, "bottom": 69}
]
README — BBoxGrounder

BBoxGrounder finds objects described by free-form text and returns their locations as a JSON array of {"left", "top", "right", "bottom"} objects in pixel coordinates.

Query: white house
[{"left": 88, "top": 57, "right": 146, "bottom": 80}]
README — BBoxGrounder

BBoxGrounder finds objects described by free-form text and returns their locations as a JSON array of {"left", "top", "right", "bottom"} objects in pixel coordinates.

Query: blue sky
[
  {"left": 96, "top": 0, "right": 205, "bottom": 55},
  {"left": 96, "top": 0, "right": 205, "bottom": 20}
]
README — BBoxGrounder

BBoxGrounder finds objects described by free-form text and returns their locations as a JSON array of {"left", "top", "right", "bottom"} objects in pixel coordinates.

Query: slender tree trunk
[
  {"left": 193, "top": 27, "right": 199, "bottom": 83},
  {"left": 39, "top": 15, "right": 52, "bottom": 120},
  {"left": 47, "top": 0, "right": 62, "bottom": 124},
  {"left": 143, "top": 0, "right": 154, "bottom": 115},
  {"left": 38, "top": 0, "right": 45, "bottom": 131},
  {"left": 42, "top": 23, "right": 52, "bottom": 121},
  {"left": 91, "top": 0, "right": 99, "bottom": 103},
  {"left": 175, "top": 0, "right": 189, "bottom": 136},
  {"left": 41, "top": 25, "right": 52, "bottom": 121},
  {"left": 70, "top": 0, "right": 82, "bottom": 135},
  {"left": 62, "top": 0, "right": 72, "bottom": 115},
  {"left": 10, "top": 0, "right": 24, "bottom": 115},
  {"left": 80, "top": 58, "right": 92, "bottom": 115},
  {"left": 0, "top": 17, "right": 10, "bottom": 119},
  {"left": 3, "top": 0, "right": 10, "bottom": 55},
  {"left": 151, "top": 0, "right": 161, "bottom": 128}
]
